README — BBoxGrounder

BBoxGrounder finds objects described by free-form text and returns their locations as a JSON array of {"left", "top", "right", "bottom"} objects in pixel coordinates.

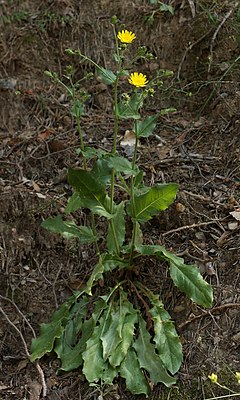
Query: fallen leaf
[
  {"left": 28, "top": 380, "right": 42, "bottom": 400},
  {"left": 17, "top": 358, "right": 29, "bottom": 372},
  {"left": 230, "top": 210, "right": 240, "bottom": 221},
  {"left": 37, "top": 129, "right": 55, "bottom": 142}
]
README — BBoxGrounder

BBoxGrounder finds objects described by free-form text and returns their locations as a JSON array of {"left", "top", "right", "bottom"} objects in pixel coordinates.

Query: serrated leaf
[
  {"left": 82, "top": 315, "right": 107, "bottom": 382},
  {"left": 54, "top": 297, "right": 90, "bottom": 371},
  {"left": 30, "top": 291, "right": 82, "bottom": 362},
  {"left": 68, "top": 168, "right": 113, "bottom": 218},
  {"left": 107, "top": 155, "right": 138, "bottom": 176},
  {"left": 65, "top": 192, "right": 83, "bottom": 214},
  {"left": 107, "top": 202, "right": 126, "bottom": 254},
  {"left": 135, "top": 115, "right": 158, "bottom": 138},
  {"left": 169, "top": 259, "right": 213, "bottom": 308},
  {"left": 41, "top": 216, "right": 97, "bottom": 243},
  {"left": 136, "top": 245, "right": 213, "bottom": 308},
  {"left": 149, "top": 293, "right": 182, "bottom": 374},
  {"left": 96, "top": 67, "right": 116, "bottom": 85},
  {"left": 133, "top": 316, "right": 176, "bottom": 386},
  {"left": 128, "top": 183, "right": 178, "bottom": 222},
  {"left": 119, "top": 348, "right": 149, "bottom": 396}
]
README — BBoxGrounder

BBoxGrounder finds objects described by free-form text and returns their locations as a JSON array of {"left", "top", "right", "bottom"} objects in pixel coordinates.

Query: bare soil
[{"left": 0, "top": 1, "right": 240, "bottom": 399}]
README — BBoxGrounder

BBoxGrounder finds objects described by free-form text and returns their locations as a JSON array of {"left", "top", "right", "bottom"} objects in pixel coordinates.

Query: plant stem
[
  {"left": 129, "top": 121, "right": 139, "bottom": 264},
  {"left": 76, "top": 116, "right": 86, "bottom": 170}
]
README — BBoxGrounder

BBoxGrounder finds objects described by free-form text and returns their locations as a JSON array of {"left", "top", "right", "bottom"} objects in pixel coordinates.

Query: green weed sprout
[{"left": 30, "top": 23, "right": 213, "bottom": 397}]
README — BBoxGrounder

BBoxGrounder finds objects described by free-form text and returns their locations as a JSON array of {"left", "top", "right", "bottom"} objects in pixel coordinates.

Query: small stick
[
  {"left": 208, "top": 3, "right": 238, "bottom": 73},
  {"left": 162, "top": 220, "right": 220, "bottom": 236},
  {"left": 179, "top": 303, "right": 240, "bottom": 329},
  {"left": 0, "top": 305, "right": 47, "bottom": 397}
]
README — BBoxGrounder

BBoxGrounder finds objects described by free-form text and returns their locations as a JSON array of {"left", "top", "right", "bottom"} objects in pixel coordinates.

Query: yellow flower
[
  {"left": 117, "top": 30, "right": 136, "bottom": 44},
  {"left": 128, "top": 72, "right": 148, "bottom": 88},
  {"left": 236, "top": 372, "right": 240, "bottom": 384},
  {"left": 208, "top": 373, "right": 218, "bottom": 383}
]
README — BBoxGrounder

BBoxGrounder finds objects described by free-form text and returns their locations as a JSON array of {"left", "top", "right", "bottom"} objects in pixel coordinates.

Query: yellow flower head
[
  {"left": 117, "top": 30, "right": 136, "bottom": 44},
  {"left": 128, "top": 72, "right": 148, "bottom": 88},
  {"left": 208, "top": 373, "right": 218, "bottom": 383},
  {"left": 236, "top": 372, "right": 240, "bottom": 384}
]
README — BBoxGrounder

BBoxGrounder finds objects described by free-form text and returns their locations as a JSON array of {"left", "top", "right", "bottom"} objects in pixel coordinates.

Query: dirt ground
[{"left": 0, "top": 1, "right": 240, "bottom": 399}]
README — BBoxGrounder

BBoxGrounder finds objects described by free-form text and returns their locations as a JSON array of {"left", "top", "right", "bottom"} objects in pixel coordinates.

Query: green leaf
[
  {"left": 107, "top": 155, "right": 138, "bottom": 176},
  {"left": 85, "top": 254, "right": 128, "bottom": 295},
  {"left": 159, "top": 2, "right": 175, "bottom": 15},
  {"left": 119, "top": 348, "right": 149, "bottom": 396},
  {"left": 133, "top": 316, "right": 176, "bottom": 386},
  {"left": 135, "top": 115, "right": 158, "bottom": 138},
  {"left": 110, "top": 312, "right": 137, "bottom": 367},
  {"left": 149, "top": 293, "right": 182, "bottom": 374},
  {"left": 134, "top": 222, "right": 143, "bottom": 245},
  {"left": 55, "top": 297, "right": 90, "bottom": 371},
  {"left": 68, "top": 168, "right": 112, "bottom": 218},
  {"left": 129, "top": 183, "right": 178, "bottom": 222},
  {"left": 117, "top": 93, "right": 141, "bottom": 120},
  {"left": 71, "top": 99, "right": 85, "bottom": 118},
  {"left": 101, "top": 293, "right": 137, "bottom": 367},
  {"left": 65, "top": 192, "right": 83, "bottom": 214},
  {"left": 30, "top": 291, "right": 82, "bottom": 362},
  {"left": 136, "top": 245, "right": 213, "bottom": 308},
  {"left": 169, "top": 259, "right": 213, "bottom": 308},
  {"left": 41, "top": 216, "right": 97, "bottom": 243},
  {"left": 82, "top": 315, "right": 106, "bottom": 382},
  {"left": 92, "top": 158, "right": 112, "bottom": 186},
  {"left": 96, "top": 67, "right": 116, "bottom": 85},
  {"left": 107, "top": 202, "right": 126, "bottom": 254}
]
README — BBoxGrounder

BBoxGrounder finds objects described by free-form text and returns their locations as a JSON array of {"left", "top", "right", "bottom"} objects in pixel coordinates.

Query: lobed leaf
[
  {"left": 149, "top": 293, "right": 183, "bottom": 374},
  {"left": 133, "top": 316, "right": 176, "bottom": 386},
  {"left": 30, "top": 291, "right": 83, "bottom": 362},
  {"left": 119, "top": 348, "right": 149, "bottom": 396}
]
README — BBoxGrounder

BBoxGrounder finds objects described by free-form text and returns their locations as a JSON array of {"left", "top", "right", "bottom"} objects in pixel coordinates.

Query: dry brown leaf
[
  {"left": 28, "top": 380, "right": 42, "bottom": 400},
  {"left": 230, "top": 210, "right": 240, "bottom": 221},
  {"left": 120, "top": 130, "right": 136, "bottom": 147},
  {"left": 17, "top": 358, "right": 29, "bottom": 372}
]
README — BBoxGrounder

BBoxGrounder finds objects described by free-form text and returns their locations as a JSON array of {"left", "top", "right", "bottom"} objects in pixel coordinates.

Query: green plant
[
  {"left": 30, "top": 22, "right": 213, "bottom": 397},
  {"left": 206, "top": 372, "right": 240, "bottom": 399},
  {"left": 146, "top": 1, "right": 175, "bottom": 26}
]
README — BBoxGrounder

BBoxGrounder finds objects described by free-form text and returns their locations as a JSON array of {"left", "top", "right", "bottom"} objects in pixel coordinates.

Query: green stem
[
  {"left": 76, "top": 116, "right": 86, "bottom": 170},
  {"left": 129, "top": 122, "right": 139, "bottom": 264}
]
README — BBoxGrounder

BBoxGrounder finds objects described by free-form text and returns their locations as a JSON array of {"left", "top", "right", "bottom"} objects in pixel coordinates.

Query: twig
[
  {"left": 0, "top": 305, "right": 30, "bottom": 356},
  {"left": 208, "top": 2, "right": 238, "bottom": 73},
  {"left": 0, "top": 304, "right": 47, "bottom": 397},
  {"left": 162, "top": 219, "right": 221, "bottom": 236},
  {"left": 177, "top": 29, "right": 212, "bottom": 80},
  {"left": 179, "top": 303, "right": 240, "bottom": 329},
  {"left": 0, "top": 295, "right": 36, "bottom": 338}
]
